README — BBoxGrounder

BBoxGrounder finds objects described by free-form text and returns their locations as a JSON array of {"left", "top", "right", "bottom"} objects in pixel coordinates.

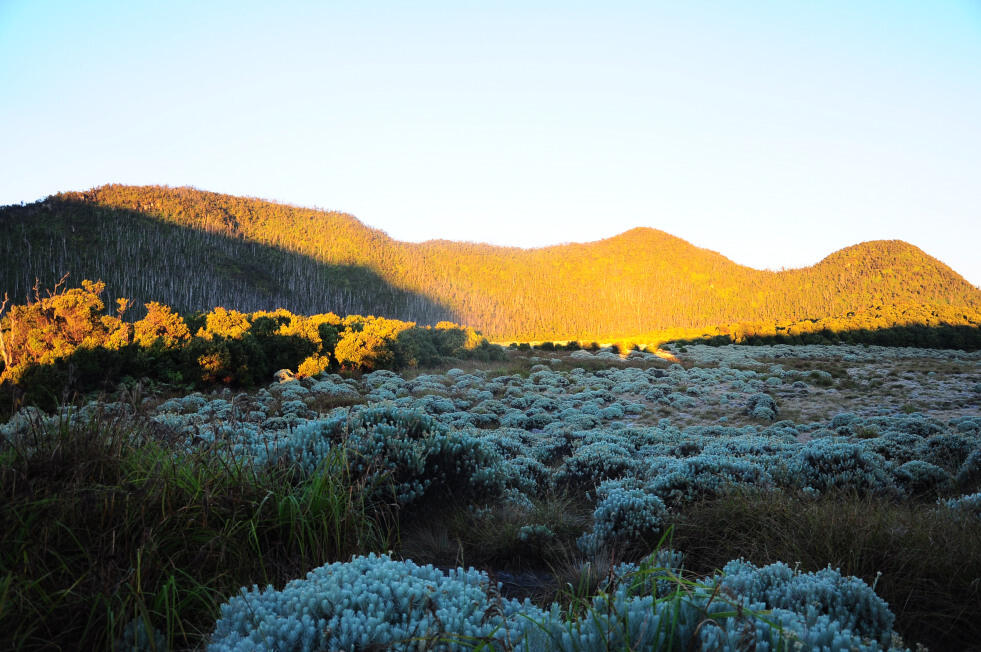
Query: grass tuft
[
  {"left": 669, "top": 488, "right": 981, "bottom": 650},
  {"left": 0, "top": 409, "right": 395, "bottom": 650}
]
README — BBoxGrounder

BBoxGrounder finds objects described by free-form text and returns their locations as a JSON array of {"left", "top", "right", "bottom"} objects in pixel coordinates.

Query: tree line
[{"left": 0, "top": 279, "right": 501, "bottom": 412}]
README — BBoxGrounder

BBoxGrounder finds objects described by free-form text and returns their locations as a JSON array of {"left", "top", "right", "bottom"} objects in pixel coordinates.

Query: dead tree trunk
[{"left": 0, "top": 292, "right": 9, "bottom": 371}]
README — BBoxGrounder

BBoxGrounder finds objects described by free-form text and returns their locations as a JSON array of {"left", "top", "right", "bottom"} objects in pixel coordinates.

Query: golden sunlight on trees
[
  {"left": 2, "top": 185, "right": 978, "bottom": 343},
  {"left": 0, "top": 278, "right": 117, "bottom": 382},
  {"left": 198, "top": 307, "right": 252, "bottom": 340},
  {"left": 663, "top": 303, "right": 981, "bottom": 350},
  {"left": 0, "top": 280, "right": 501, "bottom": 408},
  {"left": 133, "top": 302, "right": 191, "bottom": 348},
  {"left": 334, "top": 317, "right": 415, "bottom": 370}
]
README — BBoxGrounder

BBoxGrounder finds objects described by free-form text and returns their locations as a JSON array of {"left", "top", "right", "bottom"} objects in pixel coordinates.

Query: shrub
[
  {"left": 296, "top": 354, "right": 331, "bottom": 377},
  {"left": 334, "top": 317, "right": 412, "bottom": 370},
  {"left": 915, "top": 433, "right": 976, "bottom": 472},
  {"left": 284, "top": 407, "right": 507, "bottom": 507},
  {"left": 577, "top": 480, "right": 668, "bottom": 555},
  {"left": 392, "top": 327, "right": 442, "bottom": 367},
  {"left": 553, "top": 441, "right": 639, "bottom": 491},
  {"left": 209, "top": 550, "right": 902, "bottom": 652},
  {"left": 788, "top": 441, "right": 900, "bottom": 496},
  {"left": 209, "top": 554, "right": 535, "bottom": 651},
  {"left": 956, "top": 448, "right": 981, "bottom": 490},
  {"left": 942, "top": 492, "right": 981, "bottom": 521},
  {"left": 521, "top": 564, "right": 892, "bottom": 652},
  {"left": 197, "top": 307, "right": 251, "bottom": 339},
  {"left": 0, "top": 279, "right": 127, "bottom": 384},
  {"left": 807, "top": 369, "right": 834, "bottom": 386},
  {"left": 714, "top": 559, "right": 897, "bottom": 647},
  {"left": 745, "top": 393, "right": 777, "bottom": 421},
  {"left": 133, "top": 301, "right": 190, "bottom": 348},
  {"left": 894, "top": 460, "right": 951, "bottom": 496}
]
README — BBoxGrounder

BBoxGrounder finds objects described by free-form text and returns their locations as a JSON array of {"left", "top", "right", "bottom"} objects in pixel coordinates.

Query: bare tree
[{"left": 0, "top": 292, "right": 9, "bottom": 370}]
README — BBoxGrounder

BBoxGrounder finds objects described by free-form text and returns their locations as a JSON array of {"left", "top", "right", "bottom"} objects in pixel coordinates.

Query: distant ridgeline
[
  {"left": 0, "top": 280, "right": 501, "bottom": 410},
  {"left": 1, "top": 184, "right": 980, "bottom": 341}
]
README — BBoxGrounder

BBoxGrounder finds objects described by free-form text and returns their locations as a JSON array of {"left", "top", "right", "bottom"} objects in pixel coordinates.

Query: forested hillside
[{"left": 2, "top": 184, "right": 979, "bottom": 340}]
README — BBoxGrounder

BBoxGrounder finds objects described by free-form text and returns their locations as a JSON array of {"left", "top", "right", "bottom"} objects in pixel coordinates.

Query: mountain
[{"left": 1, "top": 184, "right": 978, "bottom": 340}]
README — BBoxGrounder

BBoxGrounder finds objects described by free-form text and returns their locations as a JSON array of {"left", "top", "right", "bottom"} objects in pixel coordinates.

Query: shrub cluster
[
  {"left": 577, "top": 479, "right": 668, "bottom": 554},
  {"left": 283, "top": 407, "right": 507, "bottom": 507},
  {"left": 942, "top": 491, "right": 981, "bottom": 520},
  {"left": 209, "top": 551, "right": 905, "bottom": 651},
  {"left": 8, "top": 355, "right": 974, "bottom": 513},
  {"left": 0, "top": 280, "right": 502, "bottom": 411},
  {"left": 4, "top": 342, "right": 978, "bottom": 649},
  {"left": 665, "top": 304, "right": 981, "bottom": 351}
]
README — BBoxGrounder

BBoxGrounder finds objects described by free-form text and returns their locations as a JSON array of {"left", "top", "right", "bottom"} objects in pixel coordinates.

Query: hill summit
[{"left": 1, "top": 184, "right": 978, "bottom": 340}]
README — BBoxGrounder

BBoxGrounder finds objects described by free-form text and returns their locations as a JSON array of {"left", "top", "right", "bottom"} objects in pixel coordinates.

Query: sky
[{"left": 1, "top": 1, "right": 979, "bottom": 287}]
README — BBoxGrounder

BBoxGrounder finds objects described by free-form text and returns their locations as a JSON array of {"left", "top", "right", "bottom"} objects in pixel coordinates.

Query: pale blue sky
[{"left": 2, "top": 1, "right": 979, "bottom": 286}]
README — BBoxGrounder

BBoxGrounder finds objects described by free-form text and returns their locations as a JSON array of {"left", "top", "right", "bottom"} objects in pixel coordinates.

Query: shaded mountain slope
[
  {"left": 1, "top": 184, "right": 978, "bottom": 340},
  {"left": 0, "top": 194, "right": 452, "bottom": 324}
]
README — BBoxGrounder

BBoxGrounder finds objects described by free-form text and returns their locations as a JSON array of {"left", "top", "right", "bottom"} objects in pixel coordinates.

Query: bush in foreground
[{"left": 209, "top": 548, "right": 903, "bottom": 651}]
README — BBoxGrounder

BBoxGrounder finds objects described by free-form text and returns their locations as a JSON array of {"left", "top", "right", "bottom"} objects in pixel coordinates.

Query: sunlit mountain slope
[{"left": 2, "top": 184, "right": 978, "bottom": 340}]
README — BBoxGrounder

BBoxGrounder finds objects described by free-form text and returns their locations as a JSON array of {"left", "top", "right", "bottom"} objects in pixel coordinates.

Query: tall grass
[
  {"left": 0, "top": 409, "right": 395, "bottom": 650},
  {"left": 669, "top": 489, "right": 981, "bottom": 650},
  {"left": 475, "top": 529, "right": 792, "bottom": 652}
]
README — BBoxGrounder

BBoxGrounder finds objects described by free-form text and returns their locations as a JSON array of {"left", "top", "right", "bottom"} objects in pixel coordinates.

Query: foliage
[
  {"left": 745, "top": 392, "right": 778, "bottom": 421},
  {"left": 713, "top": 558, "right": 896, "bottom": 647},
  {"left": 3, "top": 340, "right": 978, "bottom": 648},
  {"left": 2, "top": 184, "right": 979, "bottom": 341},
  {"left": 209, "top": 547, "right": 904, "bottom": 651},
  {"left": 667, "top": 304, "right": 981, "bottom": 351},
  {"left": 0, "top": 409, "right": 393, "bottom": 651},
  {"left": 941, "top": 491, "right": 981, "bottom": 520},
  {"left": 261, "top": 407, "right": 508, "bottom": 509},
  {"left": 133, "top": 301, "right": 191, "bottom": 347},
  {"left": 334, "top": 316, "right": 415, "bottom": 370},
  {"left": 209, "top": 553, "right": 534, "bottom": 651},
  {"left": 0, "top": 281, "right": 500, "bottom": 411},
  {"left": 0, "top": 278, "right": 127, "bottom": 382},
  {"left": 672, "top": 489, "right": 981, "bottom": 649},
  {"left": 577, "top": 479, "right": 668, "bottom": 555}
]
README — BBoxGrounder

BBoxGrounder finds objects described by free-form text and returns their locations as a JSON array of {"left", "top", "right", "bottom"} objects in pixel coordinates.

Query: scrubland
[
  {"left": 2, "top": 342, "right": 979, "bottom": 650},
  {"left": 4, "top": 189, "right": 980, "bottom": 651}
]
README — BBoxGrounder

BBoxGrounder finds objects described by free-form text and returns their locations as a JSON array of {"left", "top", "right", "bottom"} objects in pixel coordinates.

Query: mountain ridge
[{"left": 1, "top": 184, "right": 978, "bottom": 340}]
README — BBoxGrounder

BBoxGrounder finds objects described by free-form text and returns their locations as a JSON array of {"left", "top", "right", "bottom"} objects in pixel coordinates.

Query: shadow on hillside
[{"left": 0, "top": 199, "right": 456, "bottom": 325}]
